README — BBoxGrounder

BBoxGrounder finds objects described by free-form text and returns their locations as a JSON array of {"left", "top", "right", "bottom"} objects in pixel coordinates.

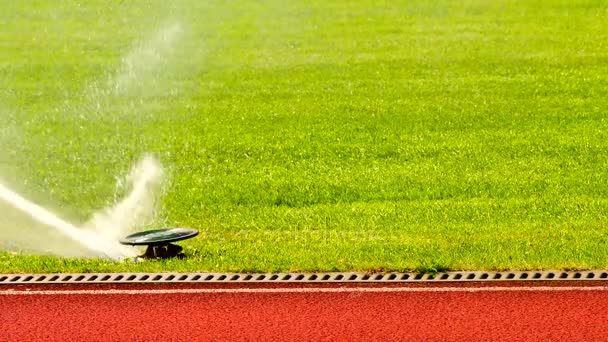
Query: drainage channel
[{"left": 1, "top": 270, "right": 607, "bottom": 285}]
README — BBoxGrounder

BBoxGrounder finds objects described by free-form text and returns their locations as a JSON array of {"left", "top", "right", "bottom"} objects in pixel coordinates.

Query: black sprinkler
[{"left": 120, "top": 227, "right": 199, "bottom": 259}]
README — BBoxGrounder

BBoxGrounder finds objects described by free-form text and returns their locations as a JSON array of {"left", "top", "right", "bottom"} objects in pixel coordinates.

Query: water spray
[{"left": 0, "top": 182, "right": 135, "bottom": 259}]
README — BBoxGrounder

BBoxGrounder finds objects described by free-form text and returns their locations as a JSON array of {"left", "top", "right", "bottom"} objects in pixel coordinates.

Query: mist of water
[
  {"left": 83, "top": 155, "right": 164, "bottom": 248},
  {"left": 113, "top": 22, "right": 184, "bottom": 95},
  {"left": 0, "top": 19, "right": 185, "bottom": 259},
  {"left": 0, "top": 155, "right": 163, "bottom": 260},
  {"left": 0, "top": 182, "right": 120, "bottom": 257}
]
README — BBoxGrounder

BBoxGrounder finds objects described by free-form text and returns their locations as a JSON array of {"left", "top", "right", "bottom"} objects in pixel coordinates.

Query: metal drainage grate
[{"left": 1, "top": 270, "right": 607, "bottom": 284}]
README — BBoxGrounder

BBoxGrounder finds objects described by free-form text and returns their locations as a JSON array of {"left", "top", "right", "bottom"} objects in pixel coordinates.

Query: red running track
[{"left": 1, "top": 282, "right": 608, "bottom": 341}]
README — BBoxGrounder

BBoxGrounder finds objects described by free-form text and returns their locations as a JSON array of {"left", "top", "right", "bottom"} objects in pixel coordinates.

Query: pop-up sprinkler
[{"left": 119, "top": 227, "right": 198, "bottom": 259}]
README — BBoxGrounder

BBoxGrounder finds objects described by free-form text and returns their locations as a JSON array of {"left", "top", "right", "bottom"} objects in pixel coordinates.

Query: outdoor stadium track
[{"left": 2, "top": 281, "right": 608, "bottom": 341}]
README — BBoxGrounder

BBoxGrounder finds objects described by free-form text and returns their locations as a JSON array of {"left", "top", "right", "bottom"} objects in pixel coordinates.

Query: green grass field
[{"left": 1, "top": 0, "right": 608, "bottom": 273}]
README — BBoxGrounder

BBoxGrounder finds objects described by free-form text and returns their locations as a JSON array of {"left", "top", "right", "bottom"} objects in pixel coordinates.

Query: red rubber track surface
[{"left": 2, "top": 282, "right": 608, "bottom": 341}]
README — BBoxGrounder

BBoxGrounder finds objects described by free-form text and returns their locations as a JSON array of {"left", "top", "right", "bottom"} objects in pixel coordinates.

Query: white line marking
[{"left": 1, "top": 286, "right": 608, "bottom": 296}]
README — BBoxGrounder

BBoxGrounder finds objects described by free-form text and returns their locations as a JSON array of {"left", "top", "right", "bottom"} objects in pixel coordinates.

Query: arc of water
[{"left": 0, "top": 183, "right": 135, "bottom": 259}]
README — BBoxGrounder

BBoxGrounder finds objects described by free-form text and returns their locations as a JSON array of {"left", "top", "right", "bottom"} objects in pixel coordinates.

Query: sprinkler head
[{"left": 119, "top": 227, "right": 198, "bottom": 259}]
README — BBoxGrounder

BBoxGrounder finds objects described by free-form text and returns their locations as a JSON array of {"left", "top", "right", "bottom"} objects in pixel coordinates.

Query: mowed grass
[{"left": 1, "top": 0, "right": 608, "bottom": 273}]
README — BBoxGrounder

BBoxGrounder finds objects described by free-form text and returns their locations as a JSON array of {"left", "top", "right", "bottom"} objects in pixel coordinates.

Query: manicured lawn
[{"left": 1, "top": 0, "right": 608, "bottom": 273}]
